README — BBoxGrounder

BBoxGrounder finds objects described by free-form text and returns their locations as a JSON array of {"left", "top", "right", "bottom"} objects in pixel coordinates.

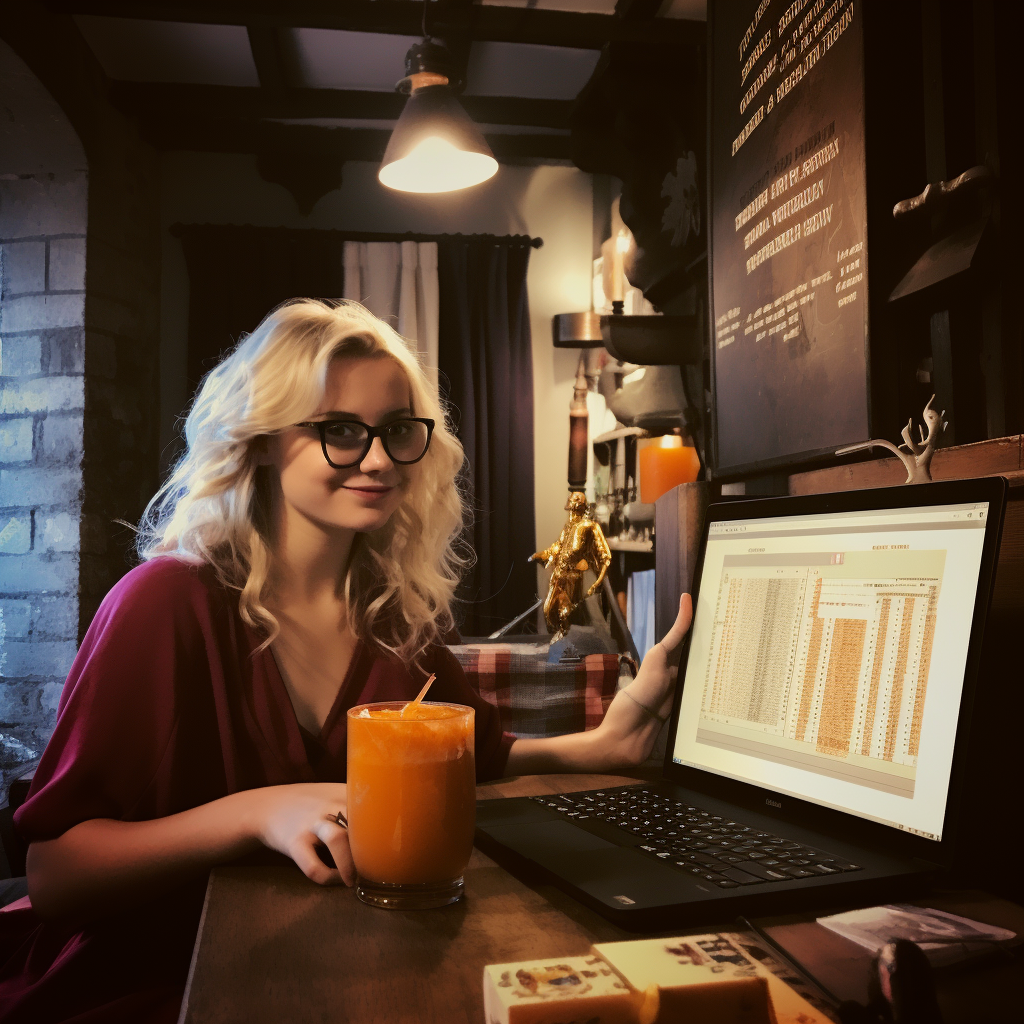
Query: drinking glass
[{"left": 346, "top": 701, "right": 475, "bottom": 909}]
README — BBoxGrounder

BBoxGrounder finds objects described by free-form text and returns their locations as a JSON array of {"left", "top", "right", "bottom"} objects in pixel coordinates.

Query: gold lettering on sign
[
  {"left": 735, "top": 188, "right": 770, "bottom": 232},
  {"left": 745, "top": 224, "right": 802, "bottom": 275},
  {"left": 739, "top": 0, "right": 773, "bottom": 62},
  {"left": 740, "top": 53, "right": 778, "bottom": 116},
  {"left": 741, "top": 29, "right": 773, "bottom": 87},
  {"left": 732, "top": 105, "right": 765, "bottom": 156}
]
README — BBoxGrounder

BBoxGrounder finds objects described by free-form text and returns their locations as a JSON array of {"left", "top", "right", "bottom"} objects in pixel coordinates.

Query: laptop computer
[{"left": 475, "top": 478, "right": 1007, "bottom": 929}]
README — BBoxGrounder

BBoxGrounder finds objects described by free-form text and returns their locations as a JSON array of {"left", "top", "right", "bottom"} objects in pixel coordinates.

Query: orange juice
[{"left": 347, "top": 702, "right": 475, "bottom": 904}]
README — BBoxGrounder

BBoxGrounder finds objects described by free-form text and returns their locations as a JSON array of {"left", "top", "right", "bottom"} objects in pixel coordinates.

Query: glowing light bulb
[
  {"left": 379, "top": 136, "right": 498, "bottom": 194},
  {"left": 611, "top": 229, "right": 630, "bottom": 302}
]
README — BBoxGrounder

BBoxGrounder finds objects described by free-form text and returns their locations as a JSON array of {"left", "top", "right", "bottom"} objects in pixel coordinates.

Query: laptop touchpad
[{"left": 500, "top": 819, "right": 618, "bottom": 853}]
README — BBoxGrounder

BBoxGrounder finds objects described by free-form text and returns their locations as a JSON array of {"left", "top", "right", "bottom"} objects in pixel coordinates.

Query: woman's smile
[{"left": 343, "top": 483, "right": 396, "bottom": 500}]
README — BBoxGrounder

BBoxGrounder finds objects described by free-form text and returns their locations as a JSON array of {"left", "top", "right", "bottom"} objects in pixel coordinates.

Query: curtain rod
[{"left": 170, "top": 224, "right": 543, "bottom": 248}]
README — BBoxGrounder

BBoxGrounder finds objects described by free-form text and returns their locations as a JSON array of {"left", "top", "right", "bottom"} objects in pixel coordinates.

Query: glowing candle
[
  {"left": 610, "top": 231, "right": 629, "bottom": 302},
  {"left": 568, "top": 357, "right": 589, "bottom": 490},
  {"left": 639, "top": 435, "right": 700, "bottom": 504}
]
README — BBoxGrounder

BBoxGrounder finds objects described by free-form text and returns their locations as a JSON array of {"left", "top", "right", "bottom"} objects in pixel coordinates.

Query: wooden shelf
[
  {"left": 599, "top": 314, "right": 702, "bottom": 365},
  {"left": 788, "top": 434, "right": 1024, "bottom": 494}
]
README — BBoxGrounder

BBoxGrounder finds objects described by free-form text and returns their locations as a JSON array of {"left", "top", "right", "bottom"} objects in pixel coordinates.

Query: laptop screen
[{"left": 672, "top": 499, "right": 991, "bottom": 843}]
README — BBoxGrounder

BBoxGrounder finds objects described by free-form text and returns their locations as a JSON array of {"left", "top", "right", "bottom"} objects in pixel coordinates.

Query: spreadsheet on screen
[{"left": 674, "top": 502, "right": 990, "bottom": 842}]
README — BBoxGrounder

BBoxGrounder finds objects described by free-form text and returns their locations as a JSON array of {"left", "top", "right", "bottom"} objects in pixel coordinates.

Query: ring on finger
[{"left": 334, "top": 810, "right": 348, "bottom": 828}]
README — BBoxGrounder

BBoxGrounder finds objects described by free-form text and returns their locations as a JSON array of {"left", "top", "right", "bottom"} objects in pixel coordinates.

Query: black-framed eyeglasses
[{"left": 295, "top": 418, "right": 435, "bottom": 469}]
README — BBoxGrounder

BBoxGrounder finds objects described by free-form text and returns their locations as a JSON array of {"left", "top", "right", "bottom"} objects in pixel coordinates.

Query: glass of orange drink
[{"left": 346, "top": 701, "right": 476, "bottom": 909}]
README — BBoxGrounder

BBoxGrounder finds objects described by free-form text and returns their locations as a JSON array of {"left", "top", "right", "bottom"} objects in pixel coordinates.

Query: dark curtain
[
  {"left": 437, "top": 238, "right": 536, "bottom": 638},
  {"left": 175, "top": 225, "right": 343, "bottom": 392}
]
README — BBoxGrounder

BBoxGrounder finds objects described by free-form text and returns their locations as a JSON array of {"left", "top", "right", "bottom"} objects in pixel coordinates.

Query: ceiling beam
[
  {"left": 246, "top": 24, "right": 287, "bottom": 97},
  {"left": 433, "top": 0, "right": 474, "bottom": 90},
  {"left": 614, "top": 0, "right": 666, "bottom": 19},
  {"left": 138, "top": 117, "right": 571, "bottom": 161},
  {"left": 108, "top": 81, "right": 574, "bottom": 129},
  {"left": 53, "top": 1, "right": 706, "bottom": 49}
]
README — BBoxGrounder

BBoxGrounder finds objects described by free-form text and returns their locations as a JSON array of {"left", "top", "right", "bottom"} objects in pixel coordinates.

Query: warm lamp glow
[
  {"left": 381, "top": 40, "right": 496, "bottom": 196},
  {"left": 379, "top": 135, "right": 498, "bottom": 193},
  {"left": 657, "top": 434, "right": 683, "bottom": 449},
  {"left": 610, "top": 230, "right": 629, "bottom": 302}
]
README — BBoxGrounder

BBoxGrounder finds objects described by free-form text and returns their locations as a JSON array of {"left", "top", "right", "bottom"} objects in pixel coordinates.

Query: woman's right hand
[{"left": 254, "top": 783, "right": 354, "bottom": 886}]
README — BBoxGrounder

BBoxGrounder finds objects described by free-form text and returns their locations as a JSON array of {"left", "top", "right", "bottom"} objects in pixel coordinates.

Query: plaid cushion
[{"left": 451, "top": 641, "right": 627, "bottom": 739}]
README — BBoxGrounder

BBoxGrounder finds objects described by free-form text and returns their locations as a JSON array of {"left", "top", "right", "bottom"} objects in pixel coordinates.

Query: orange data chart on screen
[{"left": 695, "top": 549, "right": 947, "bottom": 801}]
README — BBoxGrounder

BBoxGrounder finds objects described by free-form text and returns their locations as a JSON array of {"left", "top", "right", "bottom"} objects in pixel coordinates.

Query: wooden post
[{"left": 654, "top": 481, "right": 709, "bottom": 642}]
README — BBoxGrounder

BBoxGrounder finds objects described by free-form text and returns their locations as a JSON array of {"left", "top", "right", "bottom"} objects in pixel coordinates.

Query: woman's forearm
[
  {"left": 506, "top": 596, "right": 693, "bottom": 778},
  {"left": 26, "top": 788, "right": 267, "bottom": 922},
  {"left": 504, "top": 712, "right": 662, "bottom": 775},
  {"left": 504, "top": 732, "right": 600, "bottom": 775},
  {"left": 504, "top": 686, "right": 669, "bottom": 776}
]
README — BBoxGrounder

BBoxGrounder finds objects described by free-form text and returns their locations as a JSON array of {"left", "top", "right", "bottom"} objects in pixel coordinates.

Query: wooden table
[{"left": 178, "top": 774, "right": 1024, "bottom": 1024}]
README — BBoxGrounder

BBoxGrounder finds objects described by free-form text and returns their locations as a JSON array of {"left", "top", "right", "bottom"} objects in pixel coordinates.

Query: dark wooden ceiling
[
  {"left": 52, "top": 1, "right": 705, "bottom": 48},
  {"left": 51, "top": 1, "right": 706, "bottom": 163}
]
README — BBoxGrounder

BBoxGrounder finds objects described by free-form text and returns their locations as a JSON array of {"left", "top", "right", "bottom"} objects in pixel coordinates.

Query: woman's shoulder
[
  {"left": 360, "top": 636, "right": 458, "bottom": 676},
  {"left": 111, "top": 553, "right": 214, "bottom": 587},
  {"left": 418, "top": 637, "right": 468, "bottom": 675},
  {"left": 106, "top": 554, "right": 224, "bottom": 598},
  {"left": 96, "top": 556, "right": 235, "bottom": 632}
]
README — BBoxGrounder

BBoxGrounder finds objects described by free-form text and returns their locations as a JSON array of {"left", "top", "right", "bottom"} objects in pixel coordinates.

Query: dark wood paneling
[{"left": 654, "top": 481, "right": 709, "bottom": 642}]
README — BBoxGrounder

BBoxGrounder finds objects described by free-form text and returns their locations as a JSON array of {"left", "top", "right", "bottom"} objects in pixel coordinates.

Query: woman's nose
[{"left": 360, "top": 435, "right": 394, "bottom": 472}]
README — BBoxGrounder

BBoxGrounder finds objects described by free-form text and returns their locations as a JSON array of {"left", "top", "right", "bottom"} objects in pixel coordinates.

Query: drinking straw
[{"left": 402, "top": 673, "right": 436, "bottom": 717}]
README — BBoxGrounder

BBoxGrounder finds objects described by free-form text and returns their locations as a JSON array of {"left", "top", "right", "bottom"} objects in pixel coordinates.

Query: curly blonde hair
[{"left": 138, "top": 299, "right": 468, "bottom": 663}]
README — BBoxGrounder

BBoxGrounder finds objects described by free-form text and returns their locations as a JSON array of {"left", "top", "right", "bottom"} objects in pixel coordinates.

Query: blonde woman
[{"left": 0, "top": 300, "right": 692, "bottom": 1023}]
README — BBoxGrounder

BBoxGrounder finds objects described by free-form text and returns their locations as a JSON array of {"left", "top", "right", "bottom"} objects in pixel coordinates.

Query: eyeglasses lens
[
  {"left": 322, "top": 420, "right": 429, "bottom": 465},
  {"left": 381, "top": 420, "right": 430, "bottom": 461}
]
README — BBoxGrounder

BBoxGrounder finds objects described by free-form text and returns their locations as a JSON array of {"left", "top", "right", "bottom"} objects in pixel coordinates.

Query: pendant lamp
[{"left": 379, "top": 39, "right": 498, "bottom": 194}]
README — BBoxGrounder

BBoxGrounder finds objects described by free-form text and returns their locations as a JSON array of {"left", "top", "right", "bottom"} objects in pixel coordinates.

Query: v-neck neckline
[{"left": 268, "top": 639, "right": 366, "bottom": 749}]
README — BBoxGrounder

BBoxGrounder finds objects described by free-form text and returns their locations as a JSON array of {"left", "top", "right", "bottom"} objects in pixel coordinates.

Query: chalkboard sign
[{"left": 709, "top": 0, "right": 870, "bottom": 476}]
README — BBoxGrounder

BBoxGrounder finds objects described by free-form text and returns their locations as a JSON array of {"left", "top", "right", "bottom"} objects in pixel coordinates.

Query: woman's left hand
[
  {"left": 503, "top": 594, "right": 693, "bottom": 777},
  {"left": 592, "top": 593, "right": 692, "bottom": 769}
]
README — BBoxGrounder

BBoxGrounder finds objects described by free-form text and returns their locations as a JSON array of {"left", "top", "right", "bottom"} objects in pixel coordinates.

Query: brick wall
[
  {"left": 0, "top": 166, "right": 88, "bottom": 777},
  {"left": 0, "top": 22, "right": 161, "bottom": 790}
]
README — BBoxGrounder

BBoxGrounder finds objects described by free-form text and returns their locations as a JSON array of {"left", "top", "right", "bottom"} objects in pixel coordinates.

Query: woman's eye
[
  {"left": 387, "top": 421, "right": 415, "bottom": 438},
  {"left": 323, "top": 423, "right": 366, "bottom": 445}
]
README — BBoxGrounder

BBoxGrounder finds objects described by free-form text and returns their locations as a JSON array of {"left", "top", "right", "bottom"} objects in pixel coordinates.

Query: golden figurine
[{"left": 530, "top": 492, "right": 613, "bottom": 641}]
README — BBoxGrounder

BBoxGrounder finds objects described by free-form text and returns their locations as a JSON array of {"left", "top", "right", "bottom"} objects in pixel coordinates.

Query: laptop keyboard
[{"left": 529, "top": 786, "right": 863, "bottom": 890}]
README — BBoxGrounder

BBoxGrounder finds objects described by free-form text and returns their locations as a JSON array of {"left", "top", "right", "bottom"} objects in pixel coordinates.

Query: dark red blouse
[{"left": 0, "top": 557, "right": 514, "bottom": 1023}]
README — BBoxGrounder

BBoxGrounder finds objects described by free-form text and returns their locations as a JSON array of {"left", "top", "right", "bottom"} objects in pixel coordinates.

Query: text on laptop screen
[{"left": 672, "top": 501, "right": 990, "bottom": 842}]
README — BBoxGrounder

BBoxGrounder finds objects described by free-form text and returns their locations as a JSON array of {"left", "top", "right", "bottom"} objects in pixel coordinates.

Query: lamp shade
[{"left": 379, "top": 84, "right": 498, "bottom": 194}]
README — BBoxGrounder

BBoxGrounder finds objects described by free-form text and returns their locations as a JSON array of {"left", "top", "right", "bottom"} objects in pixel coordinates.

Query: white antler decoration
[{"left": 836, "top": 395, "right": 948, "bottom": 484}]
